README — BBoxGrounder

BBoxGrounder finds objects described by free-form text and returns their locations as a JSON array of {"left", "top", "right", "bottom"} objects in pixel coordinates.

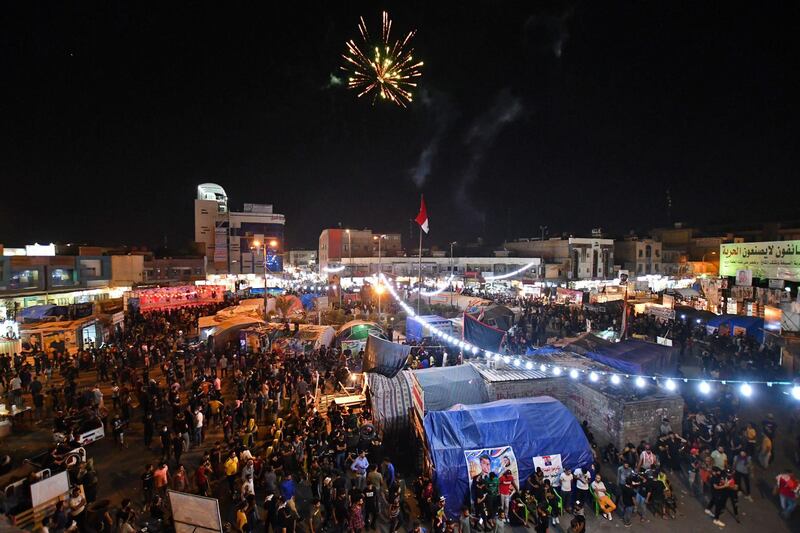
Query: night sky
[{"left": 2, "top": 2, "right": 798, "bottom": 251}]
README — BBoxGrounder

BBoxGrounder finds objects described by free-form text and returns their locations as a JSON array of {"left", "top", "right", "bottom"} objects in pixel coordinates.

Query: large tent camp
[
  {"left": 203, "top": 315, "right": 265, "bottom": 351},
  {"left": 411, "top": 365, "right": 489, "bottom": 413},
  {"left": 423, "top": 397, "right": 593, "bottom": 518}
]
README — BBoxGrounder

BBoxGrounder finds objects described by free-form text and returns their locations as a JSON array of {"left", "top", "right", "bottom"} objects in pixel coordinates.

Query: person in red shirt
[
  {"left": 499, "top": 470, "right": 517, "bottom": 518},
  {"left": 776, "top": 470, "right": 798, "bottom": 519}
]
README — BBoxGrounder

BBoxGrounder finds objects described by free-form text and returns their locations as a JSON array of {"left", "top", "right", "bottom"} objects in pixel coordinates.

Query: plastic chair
[{"left": 588, "top": 485, "right": 600, "bottom": 517}]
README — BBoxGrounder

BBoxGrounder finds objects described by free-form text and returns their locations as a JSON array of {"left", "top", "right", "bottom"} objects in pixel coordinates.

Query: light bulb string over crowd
[{"left": 377, "top": 274, "right": 800, "bottom": 400}]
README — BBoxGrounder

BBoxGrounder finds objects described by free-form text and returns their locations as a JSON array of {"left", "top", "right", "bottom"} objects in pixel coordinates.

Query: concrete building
[
  {"left": 336, "top": 255, "right": 543, "bottom": 279},
  {"left": 504, "top": 237, "right": 615, "bottom": 280},
  {"left": 287, "top": 250, "right": 317, "bottom": 268},
  {"left": 614, "top": 238, "right": 663, "bottom": 275},
  {"left": 194, "top": 183, "right": 285, "bottom": 274},
  {"left": 318, "top": 229, "right": 402, "bottom": 270},
  {"left": 142, "top": 257, "right": 206, "bottom": 283}
]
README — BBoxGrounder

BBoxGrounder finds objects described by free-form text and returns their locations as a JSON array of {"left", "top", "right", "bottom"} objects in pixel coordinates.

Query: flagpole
[{"left": 417, "top": 220, "right": 422, "bottom": 314}]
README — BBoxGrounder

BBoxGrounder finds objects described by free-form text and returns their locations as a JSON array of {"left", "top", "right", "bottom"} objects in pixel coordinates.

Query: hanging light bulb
[
  {"left": 740, "top": 383, "right": 752, "bottom": 397},
  {"left": 792, "top": 386, "right": 800, "bottom": 401},
  {"left": 611, "top": 375, "right": 621, "bottom": 385},
  {"left": 635, "top": 376, "right": 646, "bottom": 388},
  {"left": 665, "top": 379, "right": 677, "bottom": 391},
  {"left": 589, "top": 372, "right": 599, "bottom": 382},
  {"left": 699, "top": 381, "right": 711, "bottom": 395},
  {"left": 553, "top": 367, "right": 562, "bottom": 376},
  {"left": 570, "top": 369, "right": 579, "bottom": 379}
]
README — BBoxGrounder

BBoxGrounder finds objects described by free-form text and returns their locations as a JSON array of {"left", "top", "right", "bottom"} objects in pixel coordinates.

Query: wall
[
  {"left": 110, "top": 255, "right": 144, "bottom": 286},
  {"left": 485, "top": 376, "right": 684, "bottom": 449}
]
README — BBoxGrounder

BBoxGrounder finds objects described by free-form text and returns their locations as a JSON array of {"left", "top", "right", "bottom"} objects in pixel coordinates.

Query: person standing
[
  {"left": 775, "top": 470, "right": 798, "bottom": 519},
  {"left": 733, "top": 451, "right": 753, "bottom": 502},
  {"left": 704, "top": 467, "right": 728, "bottom": 527},
  {"left": 558, "top": 468, "right": 574, "bottom": 513},
  {"left": 498, "top": 470, "right": 516, "bottom": 518}
]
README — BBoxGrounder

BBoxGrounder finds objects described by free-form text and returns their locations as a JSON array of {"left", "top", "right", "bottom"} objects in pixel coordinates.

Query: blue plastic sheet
[
  {"left": 423, "top": 397, "right": 593, "bottom": 518},
  {"left": 580, "top": 339, "right": 676, "bottom": 375}
]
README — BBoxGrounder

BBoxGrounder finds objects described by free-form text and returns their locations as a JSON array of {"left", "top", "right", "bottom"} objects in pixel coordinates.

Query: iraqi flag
[{"left": 415, "top": 196, "right": 429, "bottom": 234}]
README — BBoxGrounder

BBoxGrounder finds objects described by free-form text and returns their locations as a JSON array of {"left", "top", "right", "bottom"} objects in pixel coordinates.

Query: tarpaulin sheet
[
  {"left": 480, "top": 305, "right": 515, "bottom": 331},
  {"left": 463, "top": 313, "right": 505, "bottom": 353},
  {"left": 525, "top": 346, "right": 562, "bottom": 356},
  {"left": 579, "top": 339, "right": 676, "bottom": 375},
  {"left": 412, "top": 364, "right": 489, "bottom": 412},
  {"left": 366, "top": 371, "right": 414, "bottom": 437},
  {"left": 17, "top": 304, "right": 63, "bottom": 320},
  {"left": 363, "top": 334, "right": 412, "bottom": 378},
  {"left": 423, "top": 397, "right": 593, "bottom": 518}
]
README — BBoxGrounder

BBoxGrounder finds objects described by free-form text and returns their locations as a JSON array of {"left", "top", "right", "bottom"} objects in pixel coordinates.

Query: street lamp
[
  {"left": 449, "top": 241, "right": 457, "bottom": 308},
  {"left": 374, "top": 234, "right": 387, "bottom": 319},
  {"left": 251, "top": 238, "right": 279, "bottom": 321}
]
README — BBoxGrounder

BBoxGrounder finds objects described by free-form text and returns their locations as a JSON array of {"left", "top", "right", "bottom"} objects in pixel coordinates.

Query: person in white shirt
[
  {"left": 558, "top": 468, "right": 574, "bottom": 512},
  {"left": 193, "top": 410, "right": 204, "bottom": 445},
  {"left": 574, "top": 468, "right": 590, "bottom": 507},
  {"left": 591, "top": 474, "right": 617, "bottom": 520},
  {"left": 637, "top": 445, "right": 657, "bottom": 471}
]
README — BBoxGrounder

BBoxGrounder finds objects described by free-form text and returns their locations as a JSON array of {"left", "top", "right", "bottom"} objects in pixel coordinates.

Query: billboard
[{"left": 720, "top": 241, "right": 800, "bottom": 281}]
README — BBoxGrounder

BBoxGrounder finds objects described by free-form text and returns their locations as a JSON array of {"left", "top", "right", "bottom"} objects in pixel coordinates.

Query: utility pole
[{"left": 450, "top": 241, "right": 457, "bottom": 308}]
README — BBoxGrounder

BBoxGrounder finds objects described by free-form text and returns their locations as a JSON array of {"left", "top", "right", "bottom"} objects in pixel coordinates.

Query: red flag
[{"left": 415, "top": 196, "right": 429, "bottom": 234}]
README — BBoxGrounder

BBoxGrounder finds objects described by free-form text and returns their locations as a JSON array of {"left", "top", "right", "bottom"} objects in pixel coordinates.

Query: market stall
[{"left": 125, "top": 285, "right": 225, "bottom": 312}]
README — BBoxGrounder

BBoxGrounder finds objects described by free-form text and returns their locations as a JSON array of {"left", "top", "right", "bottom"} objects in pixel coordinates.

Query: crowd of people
[{"left": 2, "top": 288, "right": 799, "bottom": 533}]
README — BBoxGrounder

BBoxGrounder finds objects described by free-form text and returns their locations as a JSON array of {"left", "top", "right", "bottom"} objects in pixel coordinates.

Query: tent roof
[
  {"left": 412, "top": 364, "right": 489, "bottom": 411},
  {"left": 19, "top": 317, "right": 95, "bottom": 332},
  {"left": 337, "top": 320, "right": 377, "bottom": 334},
  {"left": 577, "top": 339, "right": 676, "bottom": 375}
]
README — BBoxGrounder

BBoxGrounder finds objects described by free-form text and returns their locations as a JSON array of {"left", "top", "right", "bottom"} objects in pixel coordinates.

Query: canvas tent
[
  {"left": 570, "top": 337, "right": 677, "bottom": 375},
  {"left": 423, "top": 397, "right": 593, "bottom": 518},
  {"left": 366, "top": 371, "right": 415, "bottom": 438},
  {"left": 479, "top": 305, "right": 515, "bottom": 331},
  {"left": 412, "top": 364, "right": 489, "bottom": 412}
]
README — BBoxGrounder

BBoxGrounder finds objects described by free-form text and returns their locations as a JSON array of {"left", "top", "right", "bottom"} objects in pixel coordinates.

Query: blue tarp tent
[
  {"left": 706, "top": 314, "right": 765, "bottom": 343},
  {"left": 423, "top": 397, "right": 593, "bottom": 518},
  {"left": 412, "top": 365, "right": 489, "bottom": 412},
  {"left": 575, "top": 338, "right": 677, "bottom": 375},
  {"left": 525, "top": 345, "right": 562, "bottom": 356}
]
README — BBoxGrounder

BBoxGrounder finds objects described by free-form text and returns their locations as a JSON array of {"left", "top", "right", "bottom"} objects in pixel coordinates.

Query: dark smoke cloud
[
  {"left": 409, "top": 90, "right": 456, "bottom": 188},
  {"left": 524, "top": 4, "right": 575, "bottom": 58},
  {"left": 455, "top": 89, "right": 524, "bottom": 207}
]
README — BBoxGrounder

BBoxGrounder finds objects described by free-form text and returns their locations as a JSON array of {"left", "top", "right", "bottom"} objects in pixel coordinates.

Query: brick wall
[{"left": 485, "top": 376, "right": 684, "bottom": 449}]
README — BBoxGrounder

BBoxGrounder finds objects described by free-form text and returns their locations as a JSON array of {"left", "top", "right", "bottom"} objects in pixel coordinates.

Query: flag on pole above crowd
[{"left": 415, "top": 195, "right": 429, "bottom": 234}]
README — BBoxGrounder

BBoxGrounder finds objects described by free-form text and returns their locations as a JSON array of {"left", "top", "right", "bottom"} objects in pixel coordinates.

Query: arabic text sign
[
  {"left": 720, "top": 241, "right": 800, "bottom": 282},
  {"left": 532, "top": 453, "right": 563, "bottom": 484}
]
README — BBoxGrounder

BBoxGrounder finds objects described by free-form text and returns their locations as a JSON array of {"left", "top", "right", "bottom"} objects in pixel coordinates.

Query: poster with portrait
[
  {"left": 464, "top": 446, "right": 519, "bottom": 488},
  {"left": 532, "top": 454, "right": 563, "bottom": 484}
]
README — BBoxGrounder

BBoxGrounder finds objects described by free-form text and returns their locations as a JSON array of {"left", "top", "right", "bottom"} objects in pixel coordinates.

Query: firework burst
[{"left": 342, "top": 11, "right": 423, "bottom": 108}]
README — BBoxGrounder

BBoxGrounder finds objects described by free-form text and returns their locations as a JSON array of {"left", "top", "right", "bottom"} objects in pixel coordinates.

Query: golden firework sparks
[{"left": 342, "top": 11, "right": 423, "bottom": 108}]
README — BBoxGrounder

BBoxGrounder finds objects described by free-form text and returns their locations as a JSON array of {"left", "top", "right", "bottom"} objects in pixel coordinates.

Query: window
[
  {"left": 645, "top": 245, "right": 652, "bottom": 258},
  {"left": 645, "top": 264, "right": 651, "bottom": 274},
  {"left": 637, "top": 264, "right": 643, "bottom": 273},
  {"left": 655, "top": 249, "right": 660, "bottom": 258},
  {"left": 654, "top": 263, "right": 660, "bottom": 271},
  {"left": 638, "top": 249, "right": 643, "bottom": 257}
]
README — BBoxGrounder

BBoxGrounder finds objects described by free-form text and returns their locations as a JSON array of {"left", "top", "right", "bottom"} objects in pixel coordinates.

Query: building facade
[
  {"left": 614, "top": 238, "right": 663, "bottom": 275},
  {"left": 194, "top": 183, "right": 285, "bottom": 274},
  {"left": 504, "top": 237, "right": 614, "bottom": 279},
  {"left": 287, "top": 250, "right": 317, "bottom": 268},
  {"left": 318, "top": 229, "right": 402, "bottom": 270},
  {"left": 336, "top": 256, "right": 543, "bottom": 279}
]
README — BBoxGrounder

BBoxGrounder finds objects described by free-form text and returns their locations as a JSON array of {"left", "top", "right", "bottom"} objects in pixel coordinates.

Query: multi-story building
[
  {"left": 504, "top": 237, "right": 614, "bottom": 279},
  {"left": 194, "top": 183, "right": 285, "bottom": 274},
  {"left": 318, "top": 229, "right": 402, "bottom": 271},
  {"left": 142, "top": 257, "right": 206, "bottom": 283},
  {"left": 614, "top": 238, "right": 663, "bottom": 276},
  {"left": 0, "top": 246, "right": 120, "bottom": 320},
  {"left": 287, "top": 250, "right": 317, "bottom": 268},
  {"left": 337, "top": 256, "right": 543, "bottom": 280}
]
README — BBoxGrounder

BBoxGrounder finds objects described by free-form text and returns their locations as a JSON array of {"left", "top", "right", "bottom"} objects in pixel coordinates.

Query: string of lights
[
  {"left": 378, "top": 274, "right": 800, "bottom": 400},
  {"left": 483, "top": 262, "right": 539, "bottom": 281}
]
